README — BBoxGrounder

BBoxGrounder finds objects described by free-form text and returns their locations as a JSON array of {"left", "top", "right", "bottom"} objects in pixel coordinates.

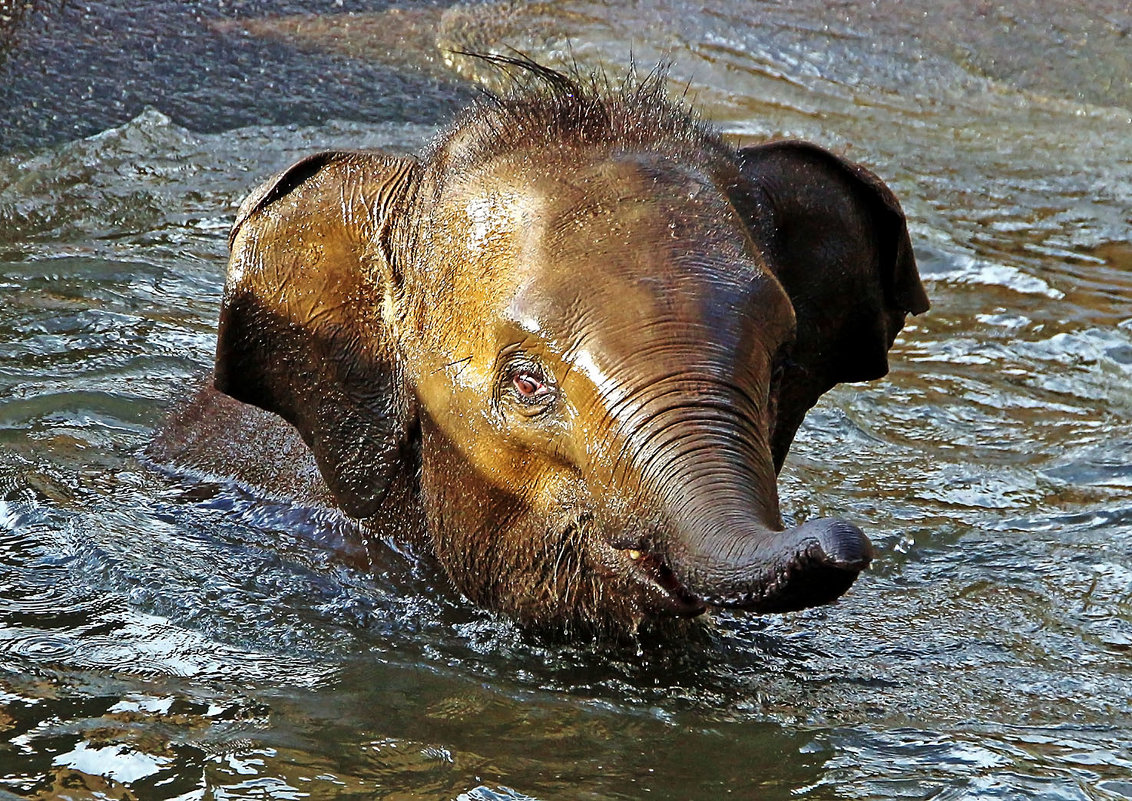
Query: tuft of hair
[{"left": 425, "top": 53, "right": 730, "bottom": 187}]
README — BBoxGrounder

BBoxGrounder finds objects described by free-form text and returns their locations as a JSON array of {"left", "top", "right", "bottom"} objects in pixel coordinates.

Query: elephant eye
[
  {"left": 513, "top": 372, "right": 548, "bottom": 398},
  {"left": 501, "top": 360, "right": 557, "bottom": 413}
]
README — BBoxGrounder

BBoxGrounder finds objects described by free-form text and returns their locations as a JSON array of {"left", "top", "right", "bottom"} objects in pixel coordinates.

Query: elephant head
[{"left": 214, "top": 64, "right": 928, "bottom": 632}]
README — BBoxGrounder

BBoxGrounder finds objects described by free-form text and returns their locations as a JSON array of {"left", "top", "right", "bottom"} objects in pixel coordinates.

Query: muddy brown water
[{"left": 1, "top": 1, "right": 1130, "bottom": 798}]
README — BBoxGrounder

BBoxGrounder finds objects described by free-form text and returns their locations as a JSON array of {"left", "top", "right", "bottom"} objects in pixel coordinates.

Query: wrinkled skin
[{"left": 150, "top": 66, "right": 929, "bottom": 633}]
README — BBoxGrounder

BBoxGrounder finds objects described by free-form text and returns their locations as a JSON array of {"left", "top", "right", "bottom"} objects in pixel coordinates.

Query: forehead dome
[{"left": 423, "top": 57, "right": 734, "bottom": 194}]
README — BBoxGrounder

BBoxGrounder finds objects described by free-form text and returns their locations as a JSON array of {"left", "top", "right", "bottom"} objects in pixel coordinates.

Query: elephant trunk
[
  {"left": 669, "top": 508, "right": 874, "bottom": 613},
  {"left": 620, "top": 402, "right": 874, "bottom": 614}
]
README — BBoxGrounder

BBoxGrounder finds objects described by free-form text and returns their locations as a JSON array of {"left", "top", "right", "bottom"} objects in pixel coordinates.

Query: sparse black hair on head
[{"left": 425, "top": 53, "right": 731, "bottom": 189}]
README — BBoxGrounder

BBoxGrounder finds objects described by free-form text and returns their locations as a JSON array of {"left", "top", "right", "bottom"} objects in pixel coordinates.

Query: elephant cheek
[
  {"left": 417, "top": 413, "right": 651, "bottom": 629},
  {"left": 418, "top": 413, "right": 510, "bottom": 604},
  {"left": 418, "top": 411, "right": 561, "bottom": 620}
]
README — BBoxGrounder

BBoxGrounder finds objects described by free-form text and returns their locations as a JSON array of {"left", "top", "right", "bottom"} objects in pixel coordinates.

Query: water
[{"left": 1, "top": 1, "right": 1130, "bottom": 798}]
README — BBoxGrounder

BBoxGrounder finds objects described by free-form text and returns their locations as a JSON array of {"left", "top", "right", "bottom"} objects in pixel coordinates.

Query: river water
[{"left": 1, "top": 1, "right": 1130, "bottom": 799}]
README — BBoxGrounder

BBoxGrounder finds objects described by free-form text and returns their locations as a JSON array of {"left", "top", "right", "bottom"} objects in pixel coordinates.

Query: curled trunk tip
[{"left": 675, "top": 516, "right": 874, "bottom": 614}]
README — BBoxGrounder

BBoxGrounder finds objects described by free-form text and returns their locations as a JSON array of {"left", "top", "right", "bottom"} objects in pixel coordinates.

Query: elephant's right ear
[{"left": 215, "top": 151, "right": 421, "bottom": 518}]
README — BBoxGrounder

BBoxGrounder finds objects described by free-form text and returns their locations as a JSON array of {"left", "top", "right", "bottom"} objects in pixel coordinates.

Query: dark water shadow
[{"left": 0, "top": 0, "right": 476, "bottom": 154}]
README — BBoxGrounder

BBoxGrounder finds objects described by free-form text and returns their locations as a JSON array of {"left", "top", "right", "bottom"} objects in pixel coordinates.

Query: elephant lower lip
[{"left": 619, "top": 548, "right": 706, "bottom": 617}]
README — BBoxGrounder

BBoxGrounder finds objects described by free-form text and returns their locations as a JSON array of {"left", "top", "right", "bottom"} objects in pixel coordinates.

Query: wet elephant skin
[{"left": 150, "top": 61, "right": 929, "bottom": 633}]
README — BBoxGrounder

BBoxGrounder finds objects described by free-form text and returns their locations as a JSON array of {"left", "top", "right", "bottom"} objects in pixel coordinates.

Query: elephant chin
[{"left": 670, "top": 518, "right": 875, "bottom": 614}]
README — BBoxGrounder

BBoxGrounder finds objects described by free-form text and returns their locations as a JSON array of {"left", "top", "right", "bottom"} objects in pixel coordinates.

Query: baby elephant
[{"left": 152, "top": 63, "right": 929, "bottom": 633}]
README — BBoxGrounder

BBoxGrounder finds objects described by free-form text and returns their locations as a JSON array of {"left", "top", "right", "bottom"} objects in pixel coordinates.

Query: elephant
[{"left": 149, "top": 60, "right": 929, "bottom": 633}]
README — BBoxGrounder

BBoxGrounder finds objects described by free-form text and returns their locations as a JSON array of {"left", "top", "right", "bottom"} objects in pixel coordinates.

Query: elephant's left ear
[
  {"left": 732, "top": 140, "right": 930, "bottom": 468},
  {"left": 215, "top": 150, "right": 421, "bottom": 518}
]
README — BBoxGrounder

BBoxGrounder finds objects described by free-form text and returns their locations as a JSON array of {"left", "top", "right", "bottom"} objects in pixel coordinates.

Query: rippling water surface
[{"left": 1, "top": 1, "right": 1130, "bottom": 799}]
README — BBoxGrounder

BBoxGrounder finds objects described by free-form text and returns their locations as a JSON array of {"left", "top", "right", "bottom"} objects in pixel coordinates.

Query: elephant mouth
[{"left": 610, "top": 544, "right": 707, "bottom": 618}]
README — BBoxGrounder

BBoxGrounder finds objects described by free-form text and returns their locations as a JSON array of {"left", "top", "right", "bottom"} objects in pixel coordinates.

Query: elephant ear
[
  {"left": 215, "top": 150, "right": 421, "bottom": 518},
  {"left": 734, "top": 140, "right": 930, "bottom": 469}
]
